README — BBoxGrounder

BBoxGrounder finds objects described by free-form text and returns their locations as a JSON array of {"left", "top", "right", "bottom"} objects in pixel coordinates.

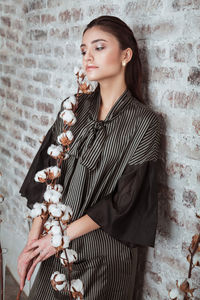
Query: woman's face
[{"left": 80, "top": 26, "right": 125, "bottom": 83}]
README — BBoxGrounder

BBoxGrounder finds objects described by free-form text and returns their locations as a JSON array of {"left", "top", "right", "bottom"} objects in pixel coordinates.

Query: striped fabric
[{"left": 28, "top": 88, "right": 161, "bottom": 299}]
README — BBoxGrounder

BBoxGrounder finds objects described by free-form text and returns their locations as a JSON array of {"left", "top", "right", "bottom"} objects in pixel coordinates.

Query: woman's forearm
[
  {"left": 27, "top": 216, "right": 43, "bottom": 244},
  {"left": 65, "top": 214, "right": 100, "bottom": 241}
]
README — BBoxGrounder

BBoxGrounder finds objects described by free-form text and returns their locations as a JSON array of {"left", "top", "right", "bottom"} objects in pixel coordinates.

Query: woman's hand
[
  {"left": 17, "top": 239, "right": 37, "bottom": 291},
  {"left": 25, "top": 234, "right": 56, "bottom": 282}
]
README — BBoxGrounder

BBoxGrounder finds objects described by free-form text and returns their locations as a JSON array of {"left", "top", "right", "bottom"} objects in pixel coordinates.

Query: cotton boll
[
  {"left": 34, "top": 170, "right": 47, "bottom": 183},
  {"left": 61, "top": 206, "right": 73, "bottom": 224},
  {"left": 44, "top": 189, "right": 62, "bottom": 204},
  {"left": 46, "top": 184, "right": 63, "bottom": 193},
  {"left": 62, "top": 236, "right": 70, "bottom": 249},
  {"left": 57, "top": 131, "right": 74, "bottom": 146},
  {"left": 51, "top": 234, "right": 62, "bottom": 247},
  {"left": 30, "top": 202, "right": 47, "bottom": 219},
  {"left": 44, "top": 220, "right": 51, "bottom": 231},
  {"left": 47, "top": 166, "right": 61, "bottom": 180},
  {"left": 73, "top": 66, "right": 79, "bottom": 75},
  {"left": 193, "top": 252, "right": 200, "bottom": 266},
  {"left": 53, "top": 184, "right": 63, "bottom": 193},
  {"left": 63, "top": 99, "right": 73, "bottom": 110},
  {"left": 60, "top": 110, "right": 77, "bottom": 126},
  {"left": 70, "top": 279, "right": 84, "bottom": 298},
  {"left": 51, "top": 271, "right": 68, "bottom": 292},
  {"left": 60, "top": 249, "right": 78, "bottom": 265},
  {"left": 51, "top": 225, "right": 62, "bottom": 235},
  {"left": 51, "top": 271, "right": 59, "bottom": 281},
  {"left": 48, "top": 204, "right": 62, "bottom": 218},
  {"left": 47, "top": 144, "right": 63, "bottom": 159},
  {"left": 169, "top": 288, "right": 180, "bottom": 299}
]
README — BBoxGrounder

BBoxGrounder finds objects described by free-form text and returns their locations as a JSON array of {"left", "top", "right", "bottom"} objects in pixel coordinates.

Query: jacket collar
[{"left": 88, "top": 87, "right": 134, "bottom": 122}]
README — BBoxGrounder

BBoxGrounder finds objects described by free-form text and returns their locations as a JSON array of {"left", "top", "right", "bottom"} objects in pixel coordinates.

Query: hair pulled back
[{"left": 83, "top": 15, "right": 145, "bottom": 104}]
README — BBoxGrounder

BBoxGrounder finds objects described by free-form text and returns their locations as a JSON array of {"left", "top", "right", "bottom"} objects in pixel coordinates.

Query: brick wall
[{"left": 0, "top": 0, "right": 200, "bottom": 298}]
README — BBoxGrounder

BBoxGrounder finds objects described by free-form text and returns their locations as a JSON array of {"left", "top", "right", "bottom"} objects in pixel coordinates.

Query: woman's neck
[{"left": 99, "top": 81, "right": 127, "bottom": 110}]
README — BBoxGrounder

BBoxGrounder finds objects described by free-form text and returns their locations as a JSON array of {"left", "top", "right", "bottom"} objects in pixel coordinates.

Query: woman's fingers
[
  {"left": 19, "top": 260, "right": 32, "bottom": 290},
  {"left": 26, "top": 250, "right": 47, "bottom": 281},
  {"left": 27, "top": 246, "right": 56, "bottom": 281}
]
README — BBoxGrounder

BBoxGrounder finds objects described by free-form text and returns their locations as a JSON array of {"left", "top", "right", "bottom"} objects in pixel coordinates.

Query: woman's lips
[{"left": 86, "top": 66, "right": 98, "bottom": 71}]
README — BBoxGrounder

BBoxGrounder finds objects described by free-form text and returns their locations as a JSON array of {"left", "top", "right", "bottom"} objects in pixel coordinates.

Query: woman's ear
[{"left": 122, "top": 48, "right": 133, "bottom": 64}]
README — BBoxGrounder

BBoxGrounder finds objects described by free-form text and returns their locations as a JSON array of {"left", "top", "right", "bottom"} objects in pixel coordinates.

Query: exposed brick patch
[
  {"left": 24, "top": 58, "right": 36, "bottom": 68},
  {"left": 182, "top": 189, "right": 197, "bottom": 208},
  {"left": 43, "top": 88, "right": 58, "bottom": 99},
  {"left": 170, "top": 43, "right": 193, "bottom": 63},
  {"left": 49, "top": 28, "right": 69, "bottom": 39},
  {"left": 27, "top": 15, "right": 40, "bottom": 25},
  {"left": 1, "top": 77, "right": 11, "bottom": 87},
  {"left": 4, "top": 5, "right": 16, "bottom": 14},
  {"left": 12, "top": 80, "right": 24, "bottom": 91},
  {"left": 89, "top": 4, "right": 119, "bottom": 16},
  {"left": 165, "top": 90, "right": 200, "bottom": 109},
  {"left": 14, "top": 119, "right": 27, "bottom": 130},
  {"left": 192, "top": 119, "right": 200, "bottom": 136},
  {"left": 28, "top": 0, "right": 46, "bottom": 11},
  {"left": 27, "top": 85, "right": 41, "bottom": 95},
  {"left": 41, "top": 14, "right": 56, "bottom": 24},
  {"left": 149, "top": 271, "right": 162, "bottom": 284},
  {"left": 150, "top": 67, "right": 175, "bottom": 82},
  {"left": 197, "top": 173, "right": 200, "bottom": 183},
  {"left": 0, "top": 147, "right": 11, "bottom": 157},
  {"left": 41, "top": 115, "right": 49, "bottom": 126},
  {"left": 0, "top": 53, "right": 8, "bottom": 62},
  {"left": 1, "top": 16, "right": 11, "bottom": 27},
  {"left": 30, "top": 30, "right": 47, "bottom": 41},
  {"left": 166, "top": 161, "right": 192, "bottom": 179},
  {"left": 21, "top": 147, "right": 33, "bottom": 159},
  {"left": 4, "top": 65, "right": 16, "bottom": 74},
  {"left": 33, "top": 72, "right": 50, "bottom": 85},
  {"left": 24, "top": 136, "right": 37, "bottom": 148},
  {"left": 36, "top": 101, "right": 54, "bottom": 113},
  {"left": 0, "top": 88, "right": 5, "bottom": 98},
  {"left": 6, "top": 89, "right": 18, "bottom": 102},
  {"left": 22, "top": 97, "right": 34, "bottom": 108},
  {"left": 59, "top": 10, "right": 71, "bottom": 22},
  {"left": 38, "top": 59, "right": 58, "bottom": 70},
  {"left": 197, "top": 44, "right": 200, "bottom": 65},
  {"left": 6, "top": 29, "right": 18, "bottom": 42},
  {"left": 47, "top": 0, "right": 63, "bottom": 8},
  {"left": 7, "top": 140, "right": 18, "bottom": 151},
  {"left": 54, "top": 46, "right": 64, "bottom": 57},
  {"left": 14, "top": 155, "right": 25, "bottom": 166},
  {"left": 172, "top": 0, "right": 200, "bottom": 10},
  {"left": 188, "top": 67, "right": 200, "bottom": 86},
  {"left": 29, "top": 125, "right": 42, "bottom": 136}
]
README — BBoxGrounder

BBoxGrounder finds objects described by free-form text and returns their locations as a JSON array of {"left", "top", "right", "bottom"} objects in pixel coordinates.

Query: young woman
[{"left": 18, "top": 15, "right": 161, "bottom": 299}]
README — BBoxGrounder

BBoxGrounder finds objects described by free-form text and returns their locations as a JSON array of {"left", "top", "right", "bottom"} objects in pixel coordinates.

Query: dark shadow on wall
[{"left": 132, "top": 32, "right": 170, "bottom": 300}]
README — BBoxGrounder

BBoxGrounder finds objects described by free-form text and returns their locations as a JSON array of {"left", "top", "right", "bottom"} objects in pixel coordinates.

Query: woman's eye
[
  {"left": 96, "top": 46, "right": 104, "bottom": 51},
  {"left": 81, "top": 51, "right": 86, "bottom": 56}
]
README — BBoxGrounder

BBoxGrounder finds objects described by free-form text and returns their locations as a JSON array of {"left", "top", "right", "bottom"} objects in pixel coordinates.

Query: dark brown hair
[{"left": 83, "top": 15, "right": 145, "bottom": 104}]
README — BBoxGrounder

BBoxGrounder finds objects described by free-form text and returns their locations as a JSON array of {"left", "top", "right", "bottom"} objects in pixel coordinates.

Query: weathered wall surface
[{"left": 0, "top": 0, "right": 200, "bottom": 298}]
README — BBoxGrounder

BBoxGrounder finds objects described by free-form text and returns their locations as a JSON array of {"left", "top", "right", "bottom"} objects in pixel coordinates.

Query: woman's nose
[{"left": 84, "top": 49, "right": 93, "bottom": 62}]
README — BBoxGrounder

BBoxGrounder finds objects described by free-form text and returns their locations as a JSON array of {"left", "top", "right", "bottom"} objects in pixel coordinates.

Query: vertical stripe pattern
[{"left": 28, "top": 88, "right": 160, "bottom": 299}]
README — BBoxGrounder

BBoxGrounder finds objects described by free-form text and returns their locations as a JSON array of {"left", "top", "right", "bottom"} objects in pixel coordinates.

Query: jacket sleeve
[
  {"left": 85, "top": 159, "right": 159, "bottom": 248},
  {"left": 19, "top": 123, "right": 57, "bottom": 209},
  {"left": 19, "top": 98, "right": 66, "bottom": 209}
]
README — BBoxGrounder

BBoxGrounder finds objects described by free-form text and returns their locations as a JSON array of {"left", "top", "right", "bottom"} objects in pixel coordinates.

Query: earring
[{"left": 122, "top": 61, "right": 126, "bottom": 67}]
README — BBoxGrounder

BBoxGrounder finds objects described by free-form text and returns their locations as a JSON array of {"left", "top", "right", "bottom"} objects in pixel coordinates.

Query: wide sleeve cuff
[{"left": 86, "top": 160, "right": 159, "bottom": 248}]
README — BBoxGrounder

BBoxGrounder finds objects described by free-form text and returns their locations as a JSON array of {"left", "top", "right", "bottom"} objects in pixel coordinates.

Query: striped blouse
[{"left": 20, "top": 87, "right": 161, "bottom": 249}]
